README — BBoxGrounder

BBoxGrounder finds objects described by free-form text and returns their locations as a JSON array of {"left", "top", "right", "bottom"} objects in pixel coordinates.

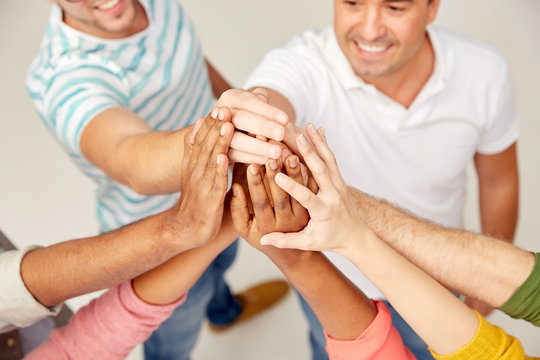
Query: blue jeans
[
  {"left": 298, "top": 294, "right": 435, "bottom": 360},
  {"left": 144, "top": 240, "right": 242, "bottom": 360}
]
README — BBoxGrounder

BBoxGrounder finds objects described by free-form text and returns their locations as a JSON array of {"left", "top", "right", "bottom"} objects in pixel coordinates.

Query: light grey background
[{"left": 0, "top": 1, "right": 538, "bottom": 359}]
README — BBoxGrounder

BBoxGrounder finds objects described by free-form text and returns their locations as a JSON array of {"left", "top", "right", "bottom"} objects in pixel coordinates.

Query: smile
[
  {"left": 96, "top": 0, "right": 120, "bottom": 10},
  {"left": 354, "top": 41, "right": 390, "bottom": 54}
]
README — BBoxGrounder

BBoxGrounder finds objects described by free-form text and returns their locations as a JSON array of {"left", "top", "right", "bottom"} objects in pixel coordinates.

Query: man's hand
[
  {"left": 215, "top": 88, "right": 290, "bottom": 164},
  {"left": 230, "top": 155, "right": 309, "bottom": 252},
  {"left": 169, "top": 107, "right": 234, "bottom": 251},
  {"left": 259, "top": 124, "right": 369, "bottom": 255}
]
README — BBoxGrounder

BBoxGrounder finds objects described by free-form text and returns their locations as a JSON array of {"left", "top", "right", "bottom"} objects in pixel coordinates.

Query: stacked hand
[
  {"left": 258, "top": 123, "right": 370, "bottom": 255},
  {"left": 230, "top": 153, "right": 314, "bottom": 251},
  {"left": 171, "top": 107, "right": 234, "bottom": 251},
  {"left": 215, "top": 88, "right": 289, "bottom": 164}
]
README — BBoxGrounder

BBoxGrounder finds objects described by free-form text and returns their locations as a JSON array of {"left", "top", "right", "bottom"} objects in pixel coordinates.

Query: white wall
[{"left": 0, "top": 0, "right": 538, "bottom": 358}]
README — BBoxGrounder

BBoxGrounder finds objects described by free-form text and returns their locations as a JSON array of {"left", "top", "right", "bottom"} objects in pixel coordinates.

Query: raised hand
[
  {"left": 259, "top": 123, "right": 368, "bottom": 254},
  {"left": 215, "top": 88, "right": 289, "bottom": 164},
  {"left": 171, "top": 107, "right": 234, "bottom": 251},
  {"left": 230, "top": 155, "right": 309, "bottom": 251}
]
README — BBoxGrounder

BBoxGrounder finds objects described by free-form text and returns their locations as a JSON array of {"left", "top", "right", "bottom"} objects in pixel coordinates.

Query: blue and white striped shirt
[{"left": 26, "top": 0, "right": 214, "bottom": 232}]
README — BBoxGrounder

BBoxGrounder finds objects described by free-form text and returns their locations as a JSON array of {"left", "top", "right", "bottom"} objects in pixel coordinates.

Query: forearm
[
  {"left": 345, "top": 230, "right": 478, "bottom": 355},
  {"left": 478, "top": 176, "right": 519, "bottom": 243},
  {"left": 20, "top": 210, "right": 186, "bottom": 307},
  {"left": 113, "top": 127, "right": 192, "bottom": 195},
  {"left": 263, "top": 247, "right": 376, "bottom": 340},
  {"left": 206, "top": 59, "right": 233, "bottom": 98},
  {"left": 132, "top": 212, "right": 238, "bottom": 305},
  {"left": 349, "top": 187, "right": 534, "bottom": 307}
]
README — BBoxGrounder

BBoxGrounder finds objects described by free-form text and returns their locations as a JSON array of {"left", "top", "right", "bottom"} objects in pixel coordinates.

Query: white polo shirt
[{"left": 245, "top": 26, "right": 519, "bottom": 299}]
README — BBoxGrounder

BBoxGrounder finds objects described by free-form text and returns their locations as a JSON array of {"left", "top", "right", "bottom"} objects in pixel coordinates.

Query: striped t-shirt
[{"left": 26, "top": 0, "right": 214, "bottom": 232}]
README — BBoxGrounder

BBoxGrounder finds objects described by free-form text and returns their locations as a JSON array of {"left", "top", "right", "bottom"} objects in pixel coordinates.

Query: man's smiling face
[{"left": 333, "top": 0, "right": 439, "bottom": 80}]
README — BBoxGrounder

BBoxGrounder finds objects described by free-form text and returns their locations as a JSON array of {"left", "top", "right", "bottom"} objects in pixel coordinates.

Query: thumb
[{"left": 260, "top": 232, "right": 303, "bottom": 250}]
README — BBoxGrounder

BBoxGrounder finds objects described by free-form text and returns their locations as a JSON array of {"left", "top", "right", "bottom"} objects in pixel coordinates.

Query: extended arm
[
  {"left": 260, "top": 125, "right": 527, "bottom": 356},
  {"left": 230, "top": 159, "right": 376, "bottom": 341},
  {"left": 347, "top": 186, "right": 533, "bottom": 308},
  {"left": 18, "top": 111, "right": 234, "bottom": 309},
  {"left": 25, "top": 110, "right": 235, "bottom": 360},
  {"left": 205, "top": 59, "right": 232, "bottom": 99}
]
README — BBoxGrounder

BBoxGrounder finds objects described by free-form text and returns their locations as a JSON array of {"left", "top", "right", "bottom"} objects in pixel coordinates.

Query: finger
[
  {"left": 260, "top": 231, "right": 310, "bottom": 251},
  {"left": 232, "top": 110, "right": 286, "bottom": 142},
  {"left": 208, "top": 122, "right": 234, "bottom": 195},
  {"left": 189, "top": 113, "right": 217, "bottom": 175},
  {"left": 232, "top": 163, "right": 253, "bottom": 214},
  {"left": 217, "top": 88, "right": 288, "bottom": 125},
  {"left": 189, "top": 117, "right": 205, "bottom": 144},
  {"left": 284, "top": 155, "right": 308, "bottom": 217},
  {"left": 230, "top": 131, "right": 282, "bottom": 160},
  {"left": 209, "top": 106, "right": 233, "bottom": 122},
  {"left": 246, "top": 164, "right": 275, "bottom": 229},
  {"left": 230, "top": 183, "right": 251, "bottom": 237},
  {"left": 265, "top": 158, "right": 293, "bottom": 222},
  {"left": 306, "top": 124, "right": 345, "bottom": 190},
  {"left": 274, "top": 172, "right": 321, "bottom": 215},
  {"left": 294, "top": 132, "right": 334, "bottom": 192},
  {"left": 191, "top": 114, "right": 222, "bottom": 179},
  {"left": 228, "top": 149, "right": 269, "bottom": 165}
]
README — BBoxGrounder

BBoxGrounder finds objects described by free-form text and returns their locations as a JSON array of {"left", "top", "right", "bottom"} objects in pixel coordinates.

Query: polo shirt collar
[{"left": 325, "top": 25, "right": 448, "bottom": 92}]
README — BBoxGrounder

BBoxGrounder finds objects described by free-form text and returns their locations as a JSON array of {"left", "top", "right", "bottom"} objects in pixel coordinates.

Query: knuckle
[{"left": 253, "top": 199, "right": 270, "bottom": 212}]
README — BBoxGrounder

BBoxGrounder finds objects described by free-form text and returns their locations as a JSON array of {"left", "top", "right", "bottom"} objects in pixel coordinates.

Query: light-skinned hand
[
  {"left": 259, "top": 123, "right": 369, "bottom": 255},
  {"left": 214, "top": 88, "right": 289, "bottom": 164}
]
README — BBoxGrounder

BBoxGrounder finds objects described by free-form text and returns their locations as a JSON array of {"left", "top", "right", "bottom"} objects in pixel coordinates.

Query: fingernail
[
  {"left": 260, "top": 238, "right": 269, "bottom": 245},
  {"left": 220, "top": 123, "right": 227, "bottom": 136},
  {"left": 211, "top": 108, "right": 218, "bottom": 119},
  {"left": 268, "top": 159, "right": 278, "bottom": 171},
  {"left": 276, "top": 113, "right": 288, "bottom": 124},
  {"left": 318, "top": 127, "right": 325, "bottom": 138},
  {"left": 217, "top": 155, "right": 222, "bottom": 165},
  {"left": 307, "top": 123, "right": 316, "bottom": 133},
  {"left": 249, "top": 164, "right": 259, "bottom": 175},
  {"left": 298, "top": 134, "right": 308, "bottom": 145},
  {"left": 218, "top": 108, "right": 226, "bottom": 121},
  {"left": 232, "top": 186, "right": 238, "bottom": 197},
  {"left": 288, "top": 156, "right": 298, "bottom": 169},
  {"left": 272, "top": 126, "right": 284, "bottom": 140},
  {"left": 282, "top": 149, "right": 291, "bottom": 159}
]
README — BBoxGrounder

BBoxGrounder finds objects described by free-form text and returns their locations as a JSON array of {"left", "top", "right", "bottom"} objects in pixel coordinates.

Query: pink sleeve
[
  {"left": 25, "top": 281, "right": 186, "bottom": 360},
  {"left": 325, "top": 300, "right": 416, "bottom": 360}
]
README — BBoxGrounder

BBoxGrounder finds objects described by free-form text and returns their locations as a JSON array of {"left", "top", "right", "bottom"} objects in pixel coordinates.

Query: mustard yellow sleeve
[{"left": 430, "top": 312, "right": 537, "bottom": 360}]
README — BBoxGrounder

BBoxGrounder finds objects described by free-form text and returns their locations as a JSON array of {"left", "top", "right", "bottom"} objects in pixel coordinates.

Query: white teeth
[
  {"left": 356, "top": 43, "right": 388, "bottom": 53},
  {"left": 97, "top": 0, "right": 119, "bottom": 10}
]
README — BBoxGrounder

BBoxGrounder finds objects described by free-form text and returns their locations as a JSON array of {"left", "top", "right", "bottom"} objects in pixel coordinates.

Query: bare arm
[
  {"left": 464, "top": 143, "right": 520, "bottom": 314},
  {"left": 475, "top": 143, "right": 519, "bottom": 242},
  {"left": 205, "top": 59, "right": 232, "bottom": 98},
  {"left": 230, "top": 157, "right": 376, "bottom": 340},
  {"left": 21, "top": 111, "right": 235, "bottom": 308},
  {"left": 347, "top": 175, "right": 533, "bottom": 308},
  {"left": 260, "top": 125, "right": 479, "bottom": 355}
]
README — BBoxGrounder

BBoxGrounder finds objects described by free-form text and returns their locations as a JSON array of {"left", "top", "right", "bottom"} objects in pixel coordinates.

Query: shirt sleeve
[
  {"left": 430, "top": 311, "right": 528, "bottom": 360},
  {"left": 499, "top": 252, "right": 540, "bottom": 326},
  {"left": 25, "top": 281, "right": 186, "bottom": 360},
  {"left": 30, "top": 62, "right": 128, "bottom": 158},
  {"left": 0, "top": 247, "right": 62, "bottom": 328},
  {"left": 476, "top": 62, "right": 520, "bottom": 154},
  {"left": 324, "top": 301, "right": 415, "bottom": 360}
]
